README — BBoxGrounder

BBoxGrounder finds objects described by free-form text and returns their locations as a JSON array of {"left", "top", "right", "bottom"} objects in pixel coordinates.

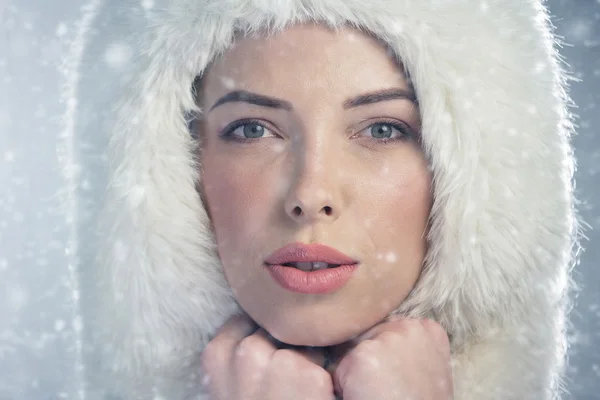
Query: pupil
[
  {"left": 371, "top": 123, "right": 392, "bottom": 139},
  {"left": 244, "top": 124, "right": 264, "bottom": 138}
]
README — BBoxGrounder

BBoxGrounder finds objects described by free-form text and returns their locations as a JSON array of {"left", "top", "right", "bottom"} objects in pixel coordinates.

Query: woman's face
[{"left": 200, "top": 23, "right": 432, "bottom": 347}]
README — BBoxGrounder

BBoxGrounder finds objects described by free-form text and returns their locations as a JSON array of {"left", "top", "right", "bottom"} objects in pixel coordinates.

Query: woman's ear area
[
  {"left": 192, "top": 74, "right": 204, "bottom": 105},
  {"left": 189, "top": 74, "right": 211, "bottom": 213},
  {"left": 188, "top": 75, "right": 204, "bottom": 139}
]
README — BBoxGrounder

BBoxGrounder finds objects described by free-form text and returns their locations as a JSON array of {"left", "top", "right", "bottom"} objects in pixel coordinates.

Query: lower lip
[{"left": 266, "top": 264, "right": 358, "bottom": 294}]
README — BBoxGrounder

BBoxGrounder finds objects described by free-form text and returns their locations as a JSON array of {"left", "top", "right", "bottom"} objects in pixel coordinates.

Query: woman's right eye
[{"left": 221, "top": 121, "right": 277, "bottom": 141}]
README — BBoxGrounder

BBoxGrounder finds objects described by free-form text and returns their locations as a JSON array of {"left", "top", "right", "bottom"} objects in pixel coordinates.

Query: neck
[{"left": 266, "top": 330, "right": 356, "bottom": 370}]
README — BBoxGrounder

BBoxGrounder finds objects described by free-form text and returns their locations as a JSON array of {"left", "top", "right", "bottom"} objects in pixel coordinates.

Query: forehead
[{"left": 201, "top": 23, "right": 410, "bottom": 100}]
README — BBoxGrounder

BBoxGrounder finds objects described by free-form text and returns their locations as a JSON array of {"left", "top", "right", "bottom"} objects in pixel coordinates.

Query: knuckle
[
  {"left": 236, "top": 335, "right": 258, "bottom": 356},
  {"left": 310, "top": 368, "right": 334, "bottom": 390},
  {"left": 423, "top": 319, "right": 449, "bottom": 341},
  {"left": 201, "top": 341, "right": 225, "bottom": 369},
  {"left": 378, "top": 329, "right": 404, "bottom": 343},
  {"left": 386, "top": 319, "right": 413, "bottom": 333},
  {"left": 268, "top": 350, "right": 331, "bottom": 388},
  {"left": 357, "top": 338, "right": 380, "bottom": 353},
  {"left": 347, "top": 341, "right": 381, "bottom": 369},
  {"left": 235, "top": 336, "right": 270, "bottom": 366},
  {"left": 299, "top": 360, "right": 329, "bottom": 383},
  {"left": 270, "top": 348, "right": 301, "bottom": 369},
  {"left": 397, "top": 318, "right": 428, "bottom": 337},
  {"left": 405, "top": 318, "right": 425, "bottom": 329},
  {"left": 420, "top": 317, "right": 437, "bottom": 328}
]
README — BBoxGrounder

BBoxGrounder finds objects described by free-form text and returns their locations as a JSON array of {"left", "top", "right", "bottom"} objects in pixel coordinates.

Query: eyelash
[{"left": 219, "top": 118, "right": 415, "bottom": 143}]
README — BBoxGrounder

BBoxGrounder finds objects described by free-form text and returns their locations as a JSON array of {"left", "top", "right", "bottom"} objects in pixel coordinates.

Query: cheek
[
  {"left": 363, "top": 157, "right": 432, "bottom": 265},
  {"left": 389, "top": 168, "right": 431, "bottom": 231},
  {"left": 201, "top": 150, "right": 283, "bottom": 251}
]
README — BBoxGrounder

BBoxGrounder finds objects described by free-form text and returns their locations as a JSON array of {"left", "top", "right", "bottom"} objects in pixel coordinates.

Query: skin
[
  {"left": 201, "top": 315, "right": 453, "bottom": 399},
  {"left": 199, "top": 23, "right": 452, "bottom": 398}
]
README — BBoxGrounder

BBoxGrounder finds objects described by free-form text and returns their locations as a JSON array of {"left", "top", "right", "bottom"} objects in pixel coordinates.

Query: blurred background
[{"left": 0, "top": 0, "right": 598, "bottom": 398}]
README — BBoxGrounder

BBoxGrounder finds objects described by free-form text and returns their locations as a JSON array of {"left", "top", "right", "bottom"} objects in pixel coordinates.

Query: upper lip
[{"left": 264, "top": 242, "right": 359, "bottom": 265}]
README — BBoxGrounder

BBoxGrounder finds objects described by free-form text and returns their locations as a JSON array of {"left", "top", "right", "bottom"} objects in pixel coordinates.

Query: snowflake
[
  {"left": 7, "top": 285, "right": 28, "bottom": 311},
  {"left": 72, "top": 316, "right": 83, "bottom": 333},
  {"left": 55, "top": 23, "right": 68, "bottom": 37},
  {"left": 385, "top": 252, "right": 397, "bottom": 263},
  {"left": 141, "top": 0, "right": 154, "bottom": 10},
  {"left": 220, "top": 76, "right": 236, "bottom": 89},
  {"left": 104, "top": 42, "right": 133, "bottom": 69},
  {"left": 565, "top": 18, "right": 594, "bottom": 44},
  {"left": 54, "top": 320, "right": 66, "bottom": 332}
]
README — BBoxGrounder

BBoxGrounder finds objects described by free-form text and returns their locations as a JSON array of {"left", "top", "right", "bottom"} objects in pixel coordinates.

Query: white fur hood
[{"left": 71, "top": 0, "right": 581, "bottom": 399}]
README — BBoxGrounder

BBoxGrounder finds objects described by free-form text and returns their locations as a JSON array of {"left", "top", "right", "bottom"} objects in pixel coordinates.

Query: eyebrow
[
  {"left": 208, "top": 87, "right": 417, "bottom": 112},
  {"left": 209, "top": 90, "right": 293, "bottom": 112},
  {"left": 342, "top": 88, "right": 417, "bottom": 109}
]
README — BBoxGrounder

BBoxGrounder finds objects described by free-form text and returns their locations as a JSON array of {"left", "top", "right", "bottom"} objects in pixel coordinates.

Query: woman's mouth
[
  {"left": 281, "top": 261, "right": 340, "bottom": 271},
  {"left": 264, "top": 242, "right": 359, "bottom": 267},
  {"left": 264, "top": 243, "right": 359, "bottom": 294}
]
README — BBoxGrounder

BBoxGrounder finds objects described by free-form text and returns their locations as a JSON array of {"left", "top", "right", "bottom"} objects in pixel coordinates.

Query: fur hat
[{"left": 72, "top": 0, "right": 581, "bottom": 398}]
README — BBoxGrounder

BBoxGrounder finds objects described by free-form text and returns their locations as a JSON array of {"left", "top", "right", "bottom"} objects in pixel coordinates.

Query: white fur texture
[{"left": 75, "top": 0, "right": 581, "bottom": 398}]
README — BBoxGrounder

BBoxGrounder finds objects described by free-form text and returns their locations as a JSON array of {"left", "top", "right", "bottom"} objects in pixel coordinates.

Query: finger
[
  {"left": 262, "top": 348, "right": 333, "bottom": 400},
  {"left": 420, "top": 319, "right": 451, "bottom": 356},
  {"left": 201, "top": 315, "right": 258, "bottom": 399},
  {"left": 331, "top": 352, "right": 349, "bottom": 398},
  {"left": 324, "top": 341, "right": 356, "bottom": 376},
  {"left": 238, "top": 327, "right": 279, "bottom": 357},
  {"left": 205, "top": 314, "right": 259, "bottom": 361},
  {"left": 232, "top": 328, "right": 279, "bottom": 398}
]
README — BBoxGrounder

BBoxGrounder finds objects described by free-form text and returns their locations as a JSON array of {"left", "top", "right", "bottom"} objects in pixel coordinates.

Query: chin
[
  {"left": 263, "top": 318, "right": 359, "bottom": 347},
  {"left": 271, "top": 331, "right": 342, "bottom": 347}
]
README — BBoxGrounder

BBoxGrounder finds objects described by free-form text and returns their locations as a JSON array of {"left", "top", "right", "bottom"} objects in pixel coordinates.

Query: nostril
[
  {"left": 323, "top": 206, "right": 332, "bottom": 216},
  {"left": 292, "top": 206, "right": 302, "bottom": 216}
]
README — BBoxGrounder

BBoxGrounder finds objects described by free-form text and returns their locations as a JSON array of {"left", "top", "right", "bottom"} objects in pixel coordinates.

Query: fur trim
[{"left": 73, "top": 0, "right": 582, "bottom": 398}]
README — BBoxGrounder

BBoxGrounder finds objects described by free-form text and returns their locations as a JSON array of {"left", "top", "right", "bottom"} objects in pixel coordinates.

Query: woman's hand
[
  {"left": 329, "top": 317, "right": 453, "bottom": 400},
  {"left": 200, "top": 314, "right": 335, "bottom": 400}
]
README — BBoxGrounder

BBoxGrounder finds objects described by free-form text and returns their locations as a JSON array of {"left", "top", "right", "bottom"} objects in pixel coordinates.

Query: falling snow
[
  {"left": 141, "top": 0, "right": 155, "bottom": 10},
  {"left": 0, "top": 0, "right": 598, "bottom": 399},
  {"left": 104, "top": 42, "right": 133, "bottom": 69}
]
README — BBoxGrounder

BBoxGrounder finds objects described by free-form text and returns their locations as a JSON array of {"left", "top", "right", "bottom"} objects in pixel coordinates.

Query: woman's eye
[
  {"left": 223, "top": 121, "right": 277, "bottom": 140},
  {"left": 362, "top": 122, "right": 408, "bottom": 140},
  {"left": 237, "top": 123, "right": 271, "bottom": 138}
]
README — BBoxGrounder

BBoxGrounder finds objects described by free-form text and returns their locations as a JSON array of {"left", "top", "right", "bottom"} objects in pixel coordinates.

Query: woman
[{"left": 76, "top": 0, "right": 581, "bottom": 399}]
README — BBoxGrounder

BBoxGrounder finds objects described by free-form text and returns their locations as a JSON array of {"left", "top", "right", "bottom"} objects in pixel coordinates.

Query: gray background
[
  {"left": 552, "top": 1, "right": 600, "bottom": 398},
  {"left": 0, "top": 0, "right": 598, "bottom": 399}
]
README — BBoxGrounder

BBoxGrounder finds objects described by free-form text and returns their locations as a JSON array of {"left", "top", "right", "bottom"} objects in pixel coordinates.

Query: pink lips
[
  {"left": 264, "top": 243, "right": 359, "bottom": 294},
  {"left": 264, "top": 242, "right": 359, "bottom": 266}
]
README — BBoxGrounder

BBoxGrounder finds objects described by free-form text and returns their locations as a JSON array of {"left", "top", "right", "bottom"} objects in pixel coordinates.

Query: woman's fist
[
  {"left": 200, "top": 314, "right": 335, "bottom": 400},
  {"left": 331, "top": 317, "right": 453, "bottom": 400}
]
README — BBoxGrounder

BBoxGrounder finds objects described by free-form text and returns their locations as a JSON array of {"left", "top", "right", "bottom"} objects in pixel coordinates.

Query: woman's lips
[
  {"left": 264, "top": 242, "right": 359, "bottom": 266},
  {"left": 264, "top": 243, "right": 359, "bottom": 294},
  {"left": 266, "top": 264, "right": 358, "bottom": 294}
]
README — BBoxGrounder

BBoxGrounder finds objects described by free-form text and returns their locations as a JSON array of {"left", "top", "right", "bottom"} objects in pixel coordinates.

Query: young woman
[{"left": 76, "top": 0, "right": 581, "bottom": 398}]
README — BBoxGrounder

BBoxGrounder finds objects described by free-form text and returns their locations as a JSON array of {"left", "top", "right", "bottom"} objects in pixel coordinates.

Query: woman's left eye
[{"left": 359, "top": 122, "right": 411, "bottom": 141}]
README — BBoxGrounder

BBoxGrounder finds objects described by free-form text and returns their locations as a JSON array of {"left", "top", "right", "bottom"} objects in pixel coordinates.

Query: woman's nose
[
  {"left": 284, "top": 191, "right": 338, "bottom": 223},
  {"left": 283, "top": 150, "right": 343, "bottom": 224}
]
